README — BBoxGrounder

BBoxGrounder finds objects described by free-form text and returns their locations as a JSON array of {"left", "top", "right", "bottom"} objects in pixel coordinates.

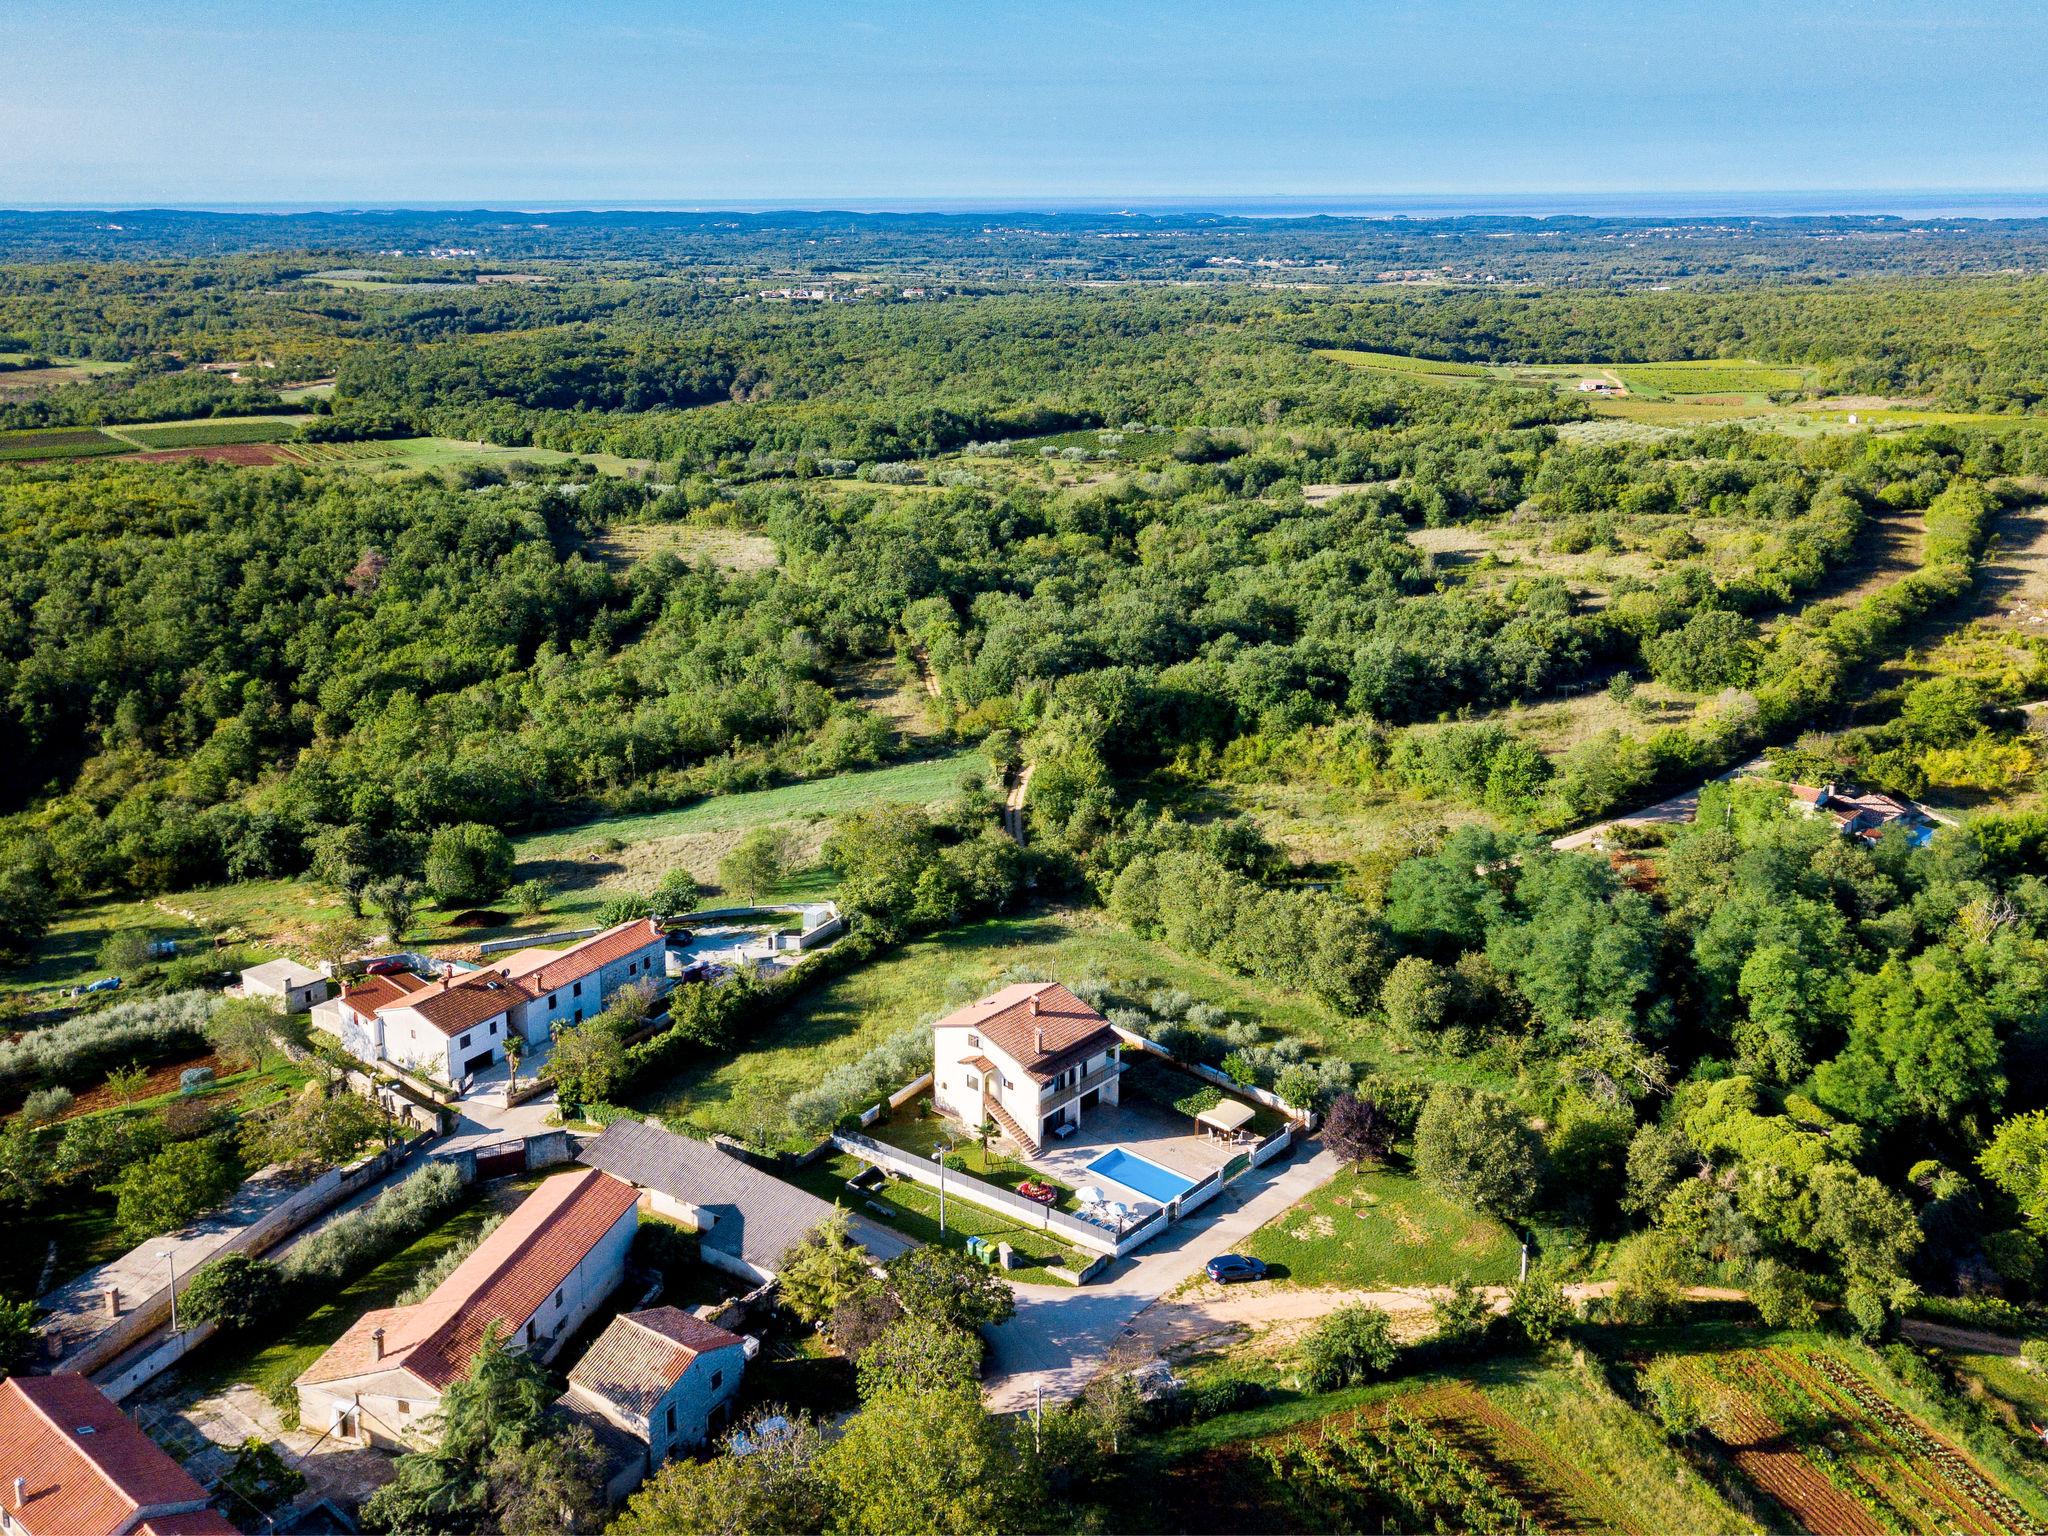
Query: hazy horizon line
[{"left": 9, "top": 188, "right": 2048, "bottom": 221}]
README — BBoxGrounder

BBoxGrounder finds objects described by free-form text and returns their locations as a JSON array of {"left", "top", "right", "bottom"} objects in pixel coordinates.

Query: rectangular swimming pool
[{"left": 1085, "top": 1146, "right": 1198, "bottom": 1205}]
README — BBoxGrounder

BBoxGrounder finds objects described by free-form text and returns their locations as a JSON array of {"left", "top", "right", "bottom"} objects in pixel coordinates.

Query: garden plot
[
  {"left": 1167, "top": 1380, "right": 1702, "bottom": 1536},
  {"left": 1683, "top": 1344, "right": 2048, "bottom": 1536}
]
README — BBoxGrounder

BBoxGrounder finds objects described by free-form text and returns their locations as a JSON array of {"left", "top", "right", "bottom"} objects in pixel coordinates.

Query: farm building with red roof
[{"left": 294, "top": 1167, "right": 638, "bottom": 1450}]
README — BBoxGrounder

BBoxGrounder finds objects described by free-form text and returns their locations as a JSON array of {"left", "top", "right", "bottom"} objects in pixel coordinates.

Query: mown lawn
[
  {"left": 626, "top": 905, "right": 1345, "bottom": 1149},
  {"left": 785, "top": 1151, "right": 1090, "bottom": 1285},
  {"left": 1240, "top": 1157, "right": 1522, "bottom": 1289}
]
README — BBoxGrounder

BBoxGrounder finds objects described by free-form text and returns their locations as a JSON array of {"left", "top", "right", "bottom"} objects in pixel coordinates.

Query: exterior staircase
[{"left": 984, "top": 1096, "right": 1040, "bottom": 1157}]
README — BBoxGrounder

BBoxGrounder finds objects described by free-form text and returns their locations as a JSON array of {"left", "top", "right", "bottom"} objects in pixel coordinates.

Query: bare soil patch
[
  {"left": 125, "top": 443, "right": 296, "bottom": 466},
  {"left": 38, "top": 1050, "right": 229, "bottom": 1123}
]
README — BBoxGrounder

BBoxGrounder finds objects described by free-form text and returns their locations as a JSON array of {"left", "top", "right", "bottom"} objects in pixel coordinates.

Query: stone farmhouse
[
  {"left": 556, "top": 1306, "right": 749, "bottom": 1503},
  {"left": 294, "top": 1168, "right": 638, "bottom": 1449},
  {"left": 929, "top": 981, "right": 1125, "bottom": 1156},
  {"left": 311, "top": 917, "right": 669, "bottom": 1082}
]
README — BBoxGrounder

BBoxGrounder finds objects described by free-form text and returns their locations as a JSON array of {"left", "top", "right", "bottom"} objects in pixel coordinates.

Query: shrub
[
  {"left": 508, "top": 878, "right": 552, "bottom": 916},
  {"left": 424, "top": 823, "right": 516, "bottom": 906},
  {"left": 181, "top": 1254, "right": 284, "bottom": 1331},
  {"left": 20, "top": 1085, "right": 74, "bottom": 1124},
  {"left": 1299, "top": 1305, "right": 1399, "bottom": 1391},
  {"left": 1175, "top": 1374, "right": 1267, "bottom": 1425},
  {"left": 283, "top": 1161, "right": 465, "bottom": 1288},
  {"left": 0, "top": 990, "right": 215, "bottom": 1094},
  {"left": 598, "top": 894, "right": 655, "bottom": 926},
  {"left": 786, "top": 1026, "right": 929, "bottom": 1137}
]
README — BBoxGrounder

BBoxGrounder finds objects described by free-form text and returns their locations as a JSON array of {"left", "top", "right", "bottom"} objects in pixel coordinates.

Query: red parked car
[{"left": 365, "top": 958, "right": 409, "bottom": 975}]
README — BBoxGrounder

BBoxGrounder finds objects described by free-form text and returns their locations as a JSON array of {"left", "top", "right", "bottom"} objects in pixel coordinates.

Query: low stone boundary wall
[
  {"left": 53, "top": 1139, "right": 422, "bottom": 1383},
  {"left": 832, "top": 1131, "right": 1126, "bottom": 1258},
  {"left": 479, "top": 927, "right": 601, "bottom": 956}
]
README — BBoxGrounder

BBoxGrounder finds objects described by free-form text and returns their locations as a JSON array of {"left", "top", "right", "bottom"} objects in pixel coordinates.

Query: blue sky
[{"left": 4, "top": 0, "right": 2047, "bottom": 207}]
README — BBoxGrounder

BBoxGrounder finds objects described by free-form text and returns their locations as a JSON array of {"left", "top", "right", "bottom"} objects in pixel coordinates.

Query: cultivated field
[
  {"left": 1155, "top": 1360, "right": 1745, "bottom": 1536},
  {"left": 0, "top": 426, "right": 128, "bottom": 461},
  {"left": 1681, "top": 1342, "right": 2048, "bottom": 1536}
]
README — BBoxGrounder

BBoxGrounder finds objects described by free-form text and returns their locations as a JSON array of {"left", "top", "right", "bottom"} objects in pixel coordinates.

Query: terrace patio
[{"left": 1019, "top": 1096, "right": 1243, "bottom": 1205}]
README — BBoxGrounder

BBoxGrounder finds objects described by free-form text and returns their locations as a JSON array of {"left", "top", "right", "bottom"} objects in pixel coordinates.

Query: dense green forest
[{"left": 5, "top": 220, "right": 2048, "bottom": 1338}]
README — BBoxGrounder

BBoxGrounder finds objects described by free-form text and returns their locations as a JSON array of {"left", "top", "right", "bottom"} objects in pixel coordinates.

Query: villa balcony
[{"left": 1038, "top": 1058, "right": 1125, "bottom": 1114}]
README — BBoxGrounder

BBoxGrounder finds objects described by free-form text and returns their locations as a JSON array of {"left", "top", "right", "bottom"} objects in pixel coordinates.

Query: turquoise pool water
[{"left": 1085, "top": 1146, "right": 1197, "bottom": 1204}]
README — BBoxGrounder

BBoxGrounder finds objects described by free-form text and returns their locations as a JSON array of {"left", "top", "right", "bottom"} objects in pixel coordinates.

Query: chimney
[
  {"left": 104, "top": 1286, "right": 121, "bottom": 1319},
  {"left": 12, "top": 1476, "right": 23, "bottom": 1510},
  {"left": 1035, "top": 1027, "right": 1046, "bottom": 1054},
  {"left": 371, "top": 1326, "right": 385, "bottom": 1361},
  {"left": 1028, "top": 993, "right": 1040, "bottom": 1018}
]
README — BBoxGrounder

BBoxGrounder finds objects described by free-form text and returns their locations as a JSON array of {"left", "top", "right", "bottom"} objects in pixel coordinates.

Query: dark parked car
[{"left": 1205, "top": 1254, "right": 1268, "bottom": 1284}]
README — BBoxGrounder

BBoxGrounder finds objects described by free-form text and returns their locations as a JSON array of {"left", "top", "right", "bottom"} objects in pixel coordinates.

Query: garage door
[{"left": 463, "top": 1049, "right": 496, "bottom": 1076}]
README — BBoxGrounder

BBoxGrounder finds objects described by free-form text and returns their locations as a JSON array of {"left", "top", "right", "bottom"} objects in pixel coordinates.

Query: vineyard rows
[
  {"left": 1259, "top": 1409, "right": 1544, "bottom": 1536},
  {"left": 1690, "top": 1347, "right": 2046, "bottom": 1536}
]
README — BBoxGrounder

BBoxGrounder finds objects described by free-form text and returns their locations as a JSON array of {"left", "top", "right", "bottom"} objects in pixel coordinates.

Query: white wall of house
[
  {"left": 295, "top": 1203, "right": 636, "bottom": 1450},
  {"left": 297, "top": 1364, "right": 439, "bottom": 1453},
  {"left": 311, "top": 998, "right": 382, "bottom": 1065},
  {"left": 511, "top": 937, "right": 670, "bottom": 1046},
  {"left": 376, "top": 1005, "right": 511, "bottom": 1081},
  {"left": 931, "top": 1029, "right": 1121, "bottom": 1145},
  {"left": 525, "top": 1203, "right": 639, "bottom": 1362}
]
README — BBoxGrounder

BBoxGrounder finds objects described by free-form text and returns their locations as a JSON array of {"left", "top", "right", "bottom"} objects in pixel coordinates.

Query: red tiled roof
[
  {"left": 380, "top": 968, "right": 528, "bottom": 1037},
  {"left": 930, "top": 982, "right": 1116, "bottom": 1082},
  {"left": 298, "top": 1169, "right": 638, "bottom": 1391},
  {"left": 568, "top": 1306, "right": 743, "bottom": 1419},
  {"left": 340, "top": 970, "right": 428, "bottom": 1016},
  {"left": 0, "top": 1374, "right": 215, "bottom": 1536},
  {"left": 500, "top": 919, "right": 664, "bottom": 996}
]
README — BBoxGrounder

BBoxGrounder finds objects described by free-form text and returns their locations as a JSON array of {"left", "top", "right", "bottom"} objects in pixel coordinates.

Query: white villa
[
  {"left": 311, "top": 917, "right": 670, "bottom": 1083},
  {"left": 930, "top": 981, "right": 1124, "bottom": 1155}
]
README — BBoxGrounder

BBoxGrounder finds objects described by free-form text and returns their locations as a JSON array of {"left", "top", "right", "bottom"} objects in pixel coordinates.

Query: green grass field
[
  {"left": 284, "top": 435, "right": 654, "bottom": 479},
  {"left": 626, "top": 906, "right": 1343, "bottom": 1148},
  {"left": 1239, "top": 1158, "right": 1523, "bottom": 1289},
  {"left": 1312, "top": 348, "right": 1491, "bottom": 379},
  {"left": 515, "top": 750, "right": 977, "bottom": 859},
  {"left": 1612, "top": 360, "right": 1812, "bottom": 396}
]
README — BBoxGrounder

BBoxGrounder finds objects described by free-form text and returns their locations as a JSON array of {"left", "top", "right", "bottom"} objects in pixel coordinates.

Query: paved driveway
[{"left": 981, "top": 1138, "right": 1338, "bottom": 1412}]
